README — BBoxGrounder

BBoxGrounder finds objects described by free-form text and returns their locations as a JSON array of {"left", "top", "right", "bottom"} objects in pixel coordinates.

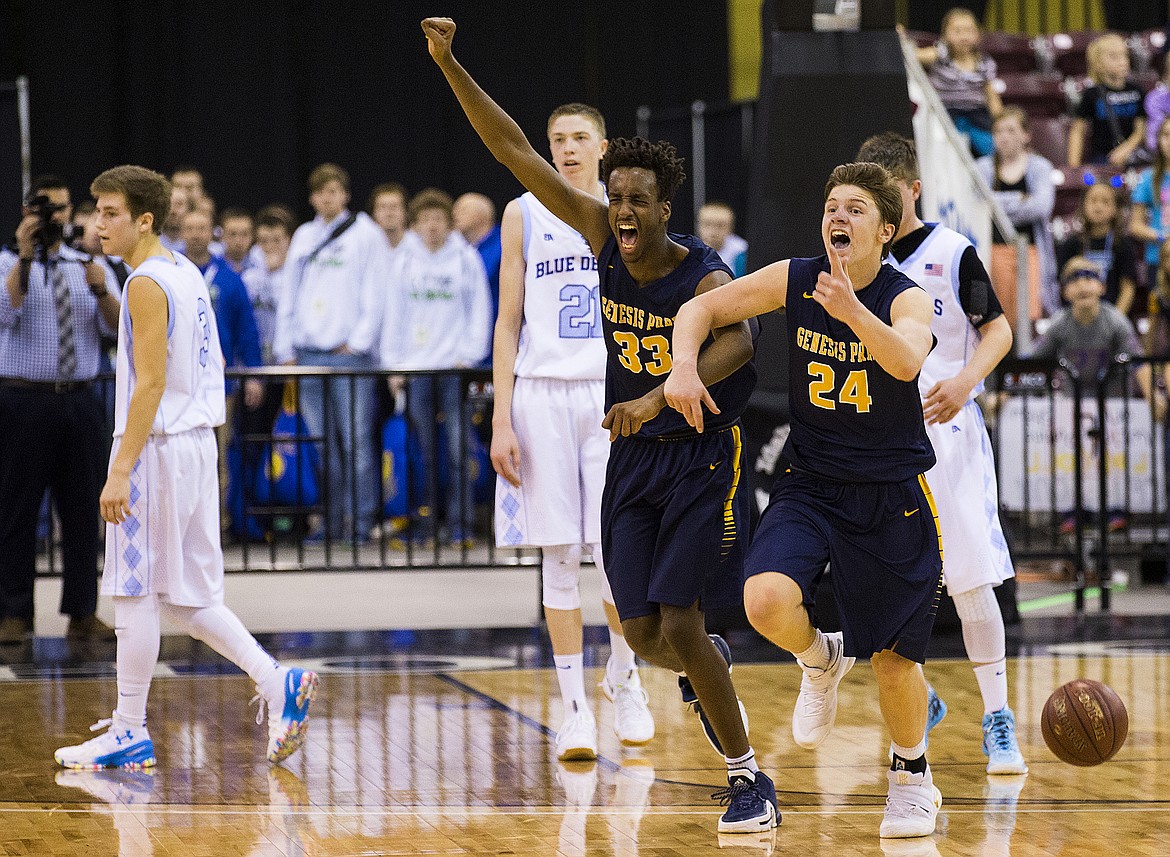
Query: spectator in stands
[
  {"left": 160, "top": 186, "right": 190, "bottom": 253},
  {"left": 913, "top": 7, "right": 1003, "bottom": 158},
  {"left": 220, "top": 207, "right": 259, "bottom": 275},
  {"left": 171, "top": 165, "right": 206, "bottom": 210},
  {"left": 244, "top": 204, "right": 296, "bottom": 367},
  {"left": 976, "top": 106, "right": 1058, "bottom": 326},
  {"left": 380, "top": 189, "right": 491, "bottom": 545},
  {"left": 276, "top": 163, "right": 388, "bottom": 544},
  {"left": 1030, "top": 256, "right": 1159, "bottom": 533},
  {"left": 1057, "top": 182, "right": 1139, "bottom": 315},
  {"left": 1143, "top": 236, "right": 1170, "bottom": 353},
  {"left": 369, "top": 182, "right": 409, "bottom": 252},
  {"left": 181, "top": 208, "right": 263, "bottom": 535},
  {"left": 1130, "top": 117, "right": 1170, "bottom": 283},
  {"left": 453, "top": 192, "right": 502, "bottom": 364},
  {"left": 696, "top": 201, "right": 748, "bottom": 277},
  {"left": 1068, "top": 33, "right": 1148, "bottom": 169}
]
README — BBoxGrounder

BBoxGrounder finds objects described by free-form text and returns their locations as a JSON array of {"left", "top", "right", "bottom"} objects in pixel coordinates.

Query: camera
[{"left": 23, "top": 191, "right": 68, "bottom": 249}]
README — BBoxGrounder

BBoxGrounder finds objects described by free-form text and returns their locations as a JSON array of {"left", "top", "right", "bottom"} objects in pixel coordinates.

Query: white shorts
[
  {"left": 102, "top": 428, "right": 225, "bottom": 607},
  {"left": 495, "top": 377, "right": 609, "bottom": 548},
  {"left": 924, "top": 400, "right": 1014, "bottom": 596}
]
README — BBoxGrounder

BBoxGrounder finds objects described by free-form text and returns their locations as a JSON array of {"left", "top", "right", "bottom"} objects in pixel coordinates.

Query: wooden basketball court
[{"left": 2, "top": 643, "right": 1167, "bottom": 856}]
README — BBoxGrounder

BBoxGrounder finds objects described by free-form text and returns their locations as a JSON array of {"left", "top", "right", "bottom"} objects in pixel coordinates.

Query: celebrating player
[
  {"left": 857, "top": 131, "right": 1026, "bottom": 775},
  {"left": 492, "top": 102, "right": 655, "bottom": 760},
  {"left": 422, "top": 17, "right": 775, "bottom": 834},
  {"left": 665, "top": 162, "right": 945, "bottom": 840}
]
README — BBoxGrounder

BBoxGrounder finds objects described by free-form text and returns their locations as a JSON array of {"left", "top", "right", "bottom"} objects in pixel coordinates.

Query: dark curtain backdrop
[{"left": 0, "top": 1, "right": 728, "bottom": 232}]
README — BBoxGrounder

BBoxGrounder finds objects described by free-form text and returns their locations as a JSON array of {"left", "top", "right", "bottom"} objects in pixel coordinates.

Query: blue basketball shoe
[
  {"left": 983, "top": 707, "right": 1028, "bottom": 775},
  {"left": 714, "top": 770, "right": 780, "bottom": 833},
  {"left": 678, "top": 634, "right": 749, "bottom": 754},
  {"left": 254, "top": 667, "right": 319, "bottom": 764},
  {"left": 55, "top": 715, "right": 156, "bottom": 770},
  {"left": 926, "top": 685, "right": 947, "bottom": 735}
]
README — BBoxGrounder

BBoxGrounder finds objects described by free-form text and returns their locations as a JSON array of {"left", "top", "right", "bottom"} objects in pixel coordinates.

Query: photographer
[{"left": 0, "top": 175, "right": 120, "bottom": 644}]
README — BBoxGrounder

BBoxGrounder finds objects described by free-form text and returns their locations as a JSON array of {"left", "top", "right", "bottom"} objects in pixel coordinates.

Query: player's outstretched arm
[
  {"left": 664, "top": 261, "right": 788, "bottom": 431},
  {"left": 421, "top": 18, "right": 610, "bottom": 254}
]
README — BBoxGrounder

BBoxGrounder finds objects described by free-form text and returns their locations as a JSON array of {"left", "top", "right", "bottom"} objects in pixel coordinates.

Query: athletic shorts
[
  {"left": 744, "top": 467, "right": 944, "bottom": 662},
  {"left": 602, "top": 424, "right": 747, "bottom": 621},
  {"left": 495, "top": 377, "right": 608, "bottom": 548},
  {"left": 924, "top": 400, "right": 1014, "bottom": 596},
  {"left": 102, "top": 428, "right": 226, "bottom": 607}
]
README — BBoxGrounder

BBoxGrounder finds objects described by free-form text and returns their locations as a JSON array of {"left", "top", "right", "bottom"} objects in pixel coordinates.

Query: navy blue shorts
[
  {"left": 744, "top": 468, "right": 944, "bottom": 662},
  {"left": 601, "top": 425, "right": 747, "bottom": 621}
]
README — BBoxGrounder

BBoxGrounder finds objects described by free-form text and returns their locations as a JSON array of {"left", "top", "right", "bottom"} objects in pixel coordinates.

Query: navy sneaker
[
  {"left": 714, "top": 770, "right": 779, "bottom": 833},
  {"left": 679, "top": 634, "right": 749, "bottom": 754}
]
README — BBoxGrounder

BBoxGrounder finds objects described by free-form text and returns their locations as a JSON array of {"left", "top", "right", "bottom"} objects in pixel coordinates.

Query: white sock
[
  {"left": 162, "top": 602, "right": 282, "bottom": 697},
  {"left": 725, "top": 747, "right": 760, "bottom": 780},
  {"left": 973, "top": 659, "right": 1009, "bottom": 715},
  {"left": 553, "top": 653, "right": 589, "bottom": 716},
  {"left": 607, "top": 625, "right": 637, "bottom": 681},
  {"left": 795, "top": 629, "right": 832, "bottom": 670},
  {"left": 891, "top": 737, "right": 928, "bottom": 762},
  {"left": 113, "top": 595, "right": 161, "bottom": 727}
]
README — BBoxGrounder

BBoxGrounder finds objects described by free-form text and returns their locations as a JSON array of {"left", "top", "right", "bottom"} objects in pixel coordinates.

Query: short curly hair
[{"left": 601, "top": 137, "right": 686, "bottom": 202}]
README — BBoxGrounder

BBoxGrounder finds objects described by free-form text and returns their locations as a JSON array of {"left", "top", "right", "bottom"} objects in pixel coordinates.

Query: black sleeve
[
  {"left": 957, "top": 245, "right": 1004, "bottom": 329},
  {"left": 1076, "top": 87, "right": 1098, "bottom": 122},
  {"left": 1113, "top": 234, "right": 1139, "bottom": 283}
]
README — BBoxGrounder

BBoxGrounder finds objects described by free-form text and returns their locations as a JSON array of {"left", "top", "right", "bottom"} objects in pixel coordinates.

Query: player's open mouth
[
  {"left": 618, "top": 226, "right": 638, "bottom": 252},
  {"left": 830, "top": 230, "right": 850, "bottom": 251}
]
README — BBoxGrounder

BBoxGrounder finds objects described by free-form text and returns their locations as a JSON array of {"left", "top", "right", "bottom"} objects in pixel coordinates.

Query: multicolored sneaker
[
  {"left": 714, "top": 770, "right": 780, "bottom": 833},
  {"left": 926, "top": 685, "right": 947, "bottom": 734},
  {"left": 254, "top": 667, "right": 319, "bottom": 764},
  {"left": 982, "top": 707, "right": 1028, "bottom": 775},
  {"left": 54, "top": 716, "right": 156, "bottom": 770},
  {"left": 600, "top": 664, "right": 655, "bottom": 746},
  {"left": 679, "top": 634, "right": 749, "bottom": 755}
]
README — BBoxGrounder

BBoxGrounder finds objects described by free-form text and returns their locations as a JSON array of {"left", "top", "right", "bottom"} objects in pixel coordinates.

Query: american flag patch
[{"left": 924, "top": 263, "right": 945, "bottom": 277}]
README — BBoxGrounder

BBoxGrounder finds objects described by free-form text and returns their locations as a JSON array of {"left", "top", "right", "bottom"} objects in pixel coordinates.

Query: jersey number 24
[{"left": 807, "top": 361, "right": 871, "bottom": 412}]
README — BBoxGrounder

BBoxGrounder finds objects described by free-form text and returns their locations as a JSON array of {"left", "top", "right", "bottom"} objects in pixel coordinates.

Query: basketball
[{"left": 1041, "top": 679, "right": 1129, "bottom": 766}]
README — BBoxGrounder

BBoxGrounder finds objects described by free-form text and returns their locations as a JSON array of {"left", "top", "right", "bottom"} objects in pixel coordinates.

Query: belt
[{"left": 0, "top": 377, "right": 93, "bottom": 393}]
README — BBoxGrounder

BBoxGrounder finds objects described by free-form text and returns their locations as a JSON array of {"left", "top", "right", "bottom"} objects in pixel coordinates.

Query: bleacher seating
[
  {"left": 1043, "top": 31, "right": 1100, "bottom": 78},
  {"left": 1029, "top": 114, "right": 1072, "bottom": 165},
  {"left": 983, "top": 31, "right": 1040, "bottom": 73},
  {"left": 996, "top": 72, "right": 1067, "bottom": 118}
]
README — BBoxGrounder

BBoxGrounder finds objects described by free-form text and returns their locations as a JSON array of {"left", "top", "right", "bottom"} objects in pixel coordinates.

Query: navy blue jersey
[
  {"left": 783, "top": 256, "right": 935, "bottom": 482},
  {"left": 598, "top": 232, "right": 756, "bottom": 438}
]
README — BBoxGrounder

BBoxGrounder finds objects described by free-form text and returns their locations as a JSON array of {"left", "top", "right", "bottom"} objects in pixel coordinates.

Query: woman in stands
[
  {"left": 1057, "top": 182, "right": 1139, "bottom": 315},
  {"left": 976, "top": 106, "right": 1059, "bottom": 326}
]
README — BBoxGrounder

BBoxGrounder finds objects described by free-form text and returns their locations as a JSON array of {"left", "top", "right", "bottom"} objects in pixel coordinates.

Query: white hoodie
[{"left": 379, "top": 231, "right": 491, "bottom": 369}]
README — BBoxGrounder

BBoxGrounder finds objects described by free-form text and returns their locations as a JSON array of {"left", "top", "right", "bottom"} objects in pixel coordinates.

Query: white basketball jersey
[
  {"left": 114, "top": 252, "right": 226, "bottom": 436},
  {"left": 888, "top": 225, "right": 985, "bottom": 400},
  {"left": 513, "top": 191, "right": 606, "bottom": 381}
]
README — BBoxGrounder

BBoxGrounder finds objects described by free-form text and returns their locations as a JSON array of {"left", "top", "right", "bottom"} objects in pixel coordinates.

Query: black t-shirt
[
  {"left": 890, "top": 225, "right": 1005, "bottom": 329},
  {"left": 1076, "top": 82, "right": 1147, "bottom": 162},
  {"left": 1055, "top": 230, "right": 1138, "bottom": 306},
  {"left": 991, "top": 174, "right": 1035, "bottom": 243}
]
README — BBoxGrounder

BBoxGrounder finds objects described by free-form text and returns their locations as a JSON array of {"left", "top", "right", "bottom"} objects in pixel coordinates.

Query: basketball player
[
  {"left": 493, "top": 102, "right": 655, "bottom": 760},
  {"left": 422, "top": 18, "right": 776, "bottom": 833},
  {"left": 666, "top": 162, "right": 945, "bottom": 839},
  {"left": 54, "top": 166, "right": 317, "bottom": 770},
  {"left": 857, "top": 131, "right": 1025, "bottom": 774}
]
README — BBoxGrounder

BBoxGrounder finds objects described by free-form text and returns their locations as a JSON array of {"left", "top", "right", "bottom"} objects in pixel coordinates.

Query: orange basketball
[{"left": 1040, "top": 679, "right": 1128, "bottom": 766}]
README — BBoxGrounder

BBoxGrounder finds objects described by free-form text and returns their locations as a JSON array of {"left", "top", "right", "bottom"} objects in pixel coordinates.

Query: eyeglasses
[{"left": 1061, "top": 269, "right": 1102, "bottom": 286}]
